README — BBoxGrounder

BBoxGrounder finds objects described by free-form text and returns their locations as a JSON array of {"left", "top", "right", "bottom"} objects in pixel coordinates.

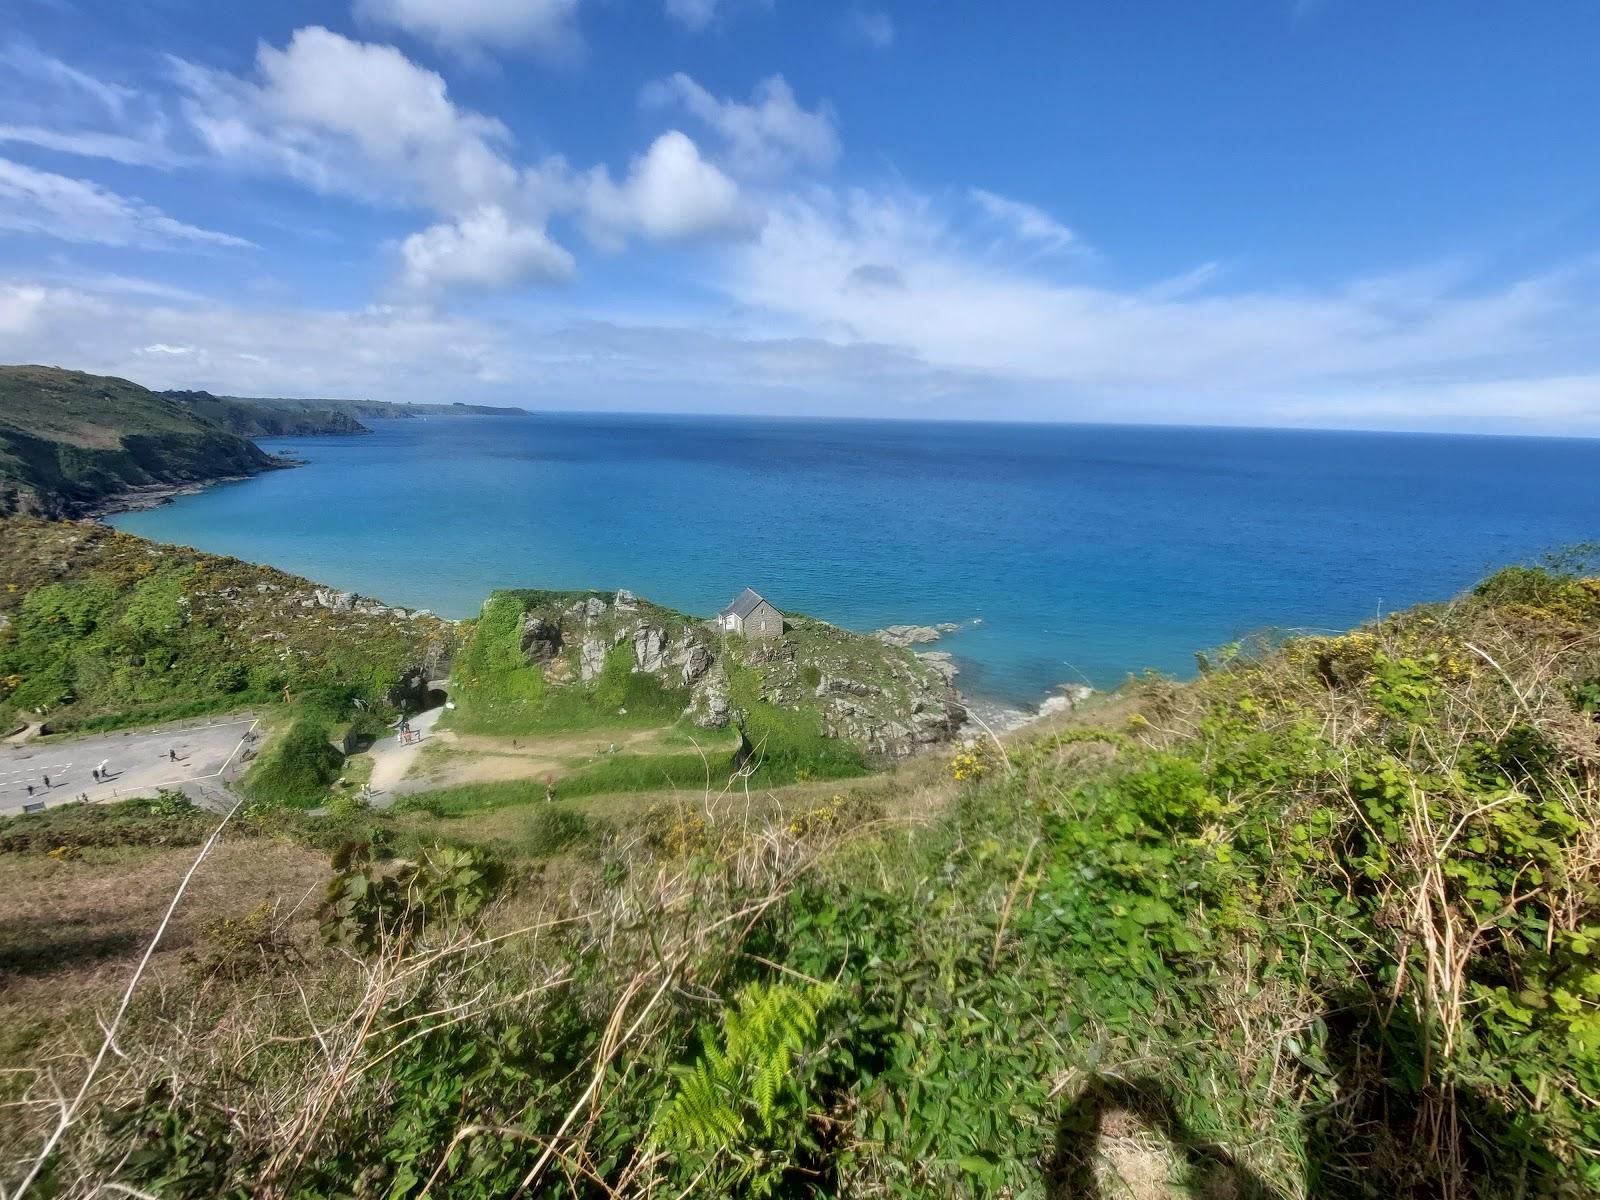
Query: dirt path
[
  {"left": 369, "top": 723, "right": 739, "bottom": 803},
  {"left": 366, "top": 706, "right": 445, "bottom": 797}
]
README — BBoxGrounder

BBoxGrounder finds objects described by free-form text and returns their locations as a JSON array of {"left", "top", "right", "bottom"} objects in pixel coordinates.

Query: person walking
[
  {"left": 92, "top": 768, "right": 100, "bottom": 782},
  {"left": 41, "top": 774, "right": 49, "bottom": 789},
  {"left": 168, "top": 748, "right": 177, "bottom": 762},
  {"left": 25, "top": 784, "right": 33, "bottom": 797}
]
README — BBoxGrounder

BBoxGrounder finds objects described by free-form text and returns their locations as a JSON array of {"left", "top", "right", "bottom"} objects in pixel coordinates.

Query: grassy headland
[
  {"left": 0, "top": 365, "right": 526, "bottom": 519},
  {"left": 0, "top": 366, "right": 285, "bottom": 518}
]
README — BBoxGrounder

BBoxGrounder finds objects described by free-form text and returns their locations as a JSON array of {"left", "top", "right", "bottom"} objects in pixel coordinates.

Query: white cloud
[
  {"left": 0, "top": 124, "right": 185, "bottom": 168},
  {"left": 171, "top": 27, "right": 578, "bottom": 291},
  {"left": 174, "top": 27, "right": 524, "bottom": 213},
  {"left": 0, "top": 273, "right": 969, "bottom": 413},
  {"left": 584, "top": 131, "right": 757, "bottom": 248},
  {"left": 662, "top": 0, "right": 773, "bottom": 31},
  {"left": 355, "top": 0, "right": 583, "bottom": 59},
  {"left": 845, "top": 9, "right": 894, "bottom": 47},
  {"left": 722, "top": 185, "right": 1595, "bottom": 411},
  {"left": 401, "top": 204, "right": 575, "bottom": 290},
  {"left": 7, "top": 267, "right": 1600, "bottom": 433},
  {"left": 0, "top": 157, "right": 252, "bottom": 249},
  {"left": 170, "top": 28, "right": 755, "bottom": 289},
  {"left": 0, "top": 44, "right": 182, "bottom": 167},
  {"left": 969, "top": 189, "right": 1080, "bottom": 256},
  {"left": 642, "top": 74, "right": 838, "bottom": 175}
]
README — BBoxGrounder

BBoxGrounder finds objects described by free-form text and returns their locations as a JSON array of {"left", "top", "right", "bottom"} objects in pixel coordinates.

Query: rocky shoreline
[{"left": 80, "top": 463, "right": 297, "bottom": 520}]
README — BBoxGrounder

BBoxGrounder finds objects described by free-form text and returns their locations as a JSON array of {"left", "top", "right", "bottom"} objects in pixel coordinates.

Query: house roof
[{"left": 719, "top": 587, "right": 767, "bottom": 619}]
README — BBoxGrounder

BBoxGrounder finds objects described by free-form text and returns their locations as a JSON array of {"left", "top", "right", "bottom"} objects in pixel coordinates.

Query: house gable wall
[{"left": 745, "top": 599, "right": 783, "bottom": 639}]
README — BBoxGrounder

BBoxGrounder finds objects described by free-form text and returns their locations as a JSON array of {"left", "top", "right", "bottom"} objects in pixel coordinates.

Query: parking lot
[{"left": 0, "top": 717, "right": 258, "bottom": 815}]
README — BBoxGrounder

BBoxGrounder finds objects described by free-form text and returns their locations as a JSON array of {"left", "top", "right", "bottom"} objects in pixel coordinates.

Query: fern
[{"left": 656, "top": 981, "right": 836, "bottom": 1188}]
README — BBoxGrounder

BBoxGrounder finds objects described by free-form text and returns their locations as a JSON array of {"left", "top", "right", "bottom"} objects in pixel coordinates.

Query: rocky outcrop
[
  {"left": 520, "top": 616, "right": 562, "bottom": 664},
  {"left": 874, "top": 622, "right": 962, "bottom": 648},
  {"left": 633, "top": 625, "right": 668, "bottom": 672},
  {"left": 483, "top": 590, "right": 971, "bottom": 757}
]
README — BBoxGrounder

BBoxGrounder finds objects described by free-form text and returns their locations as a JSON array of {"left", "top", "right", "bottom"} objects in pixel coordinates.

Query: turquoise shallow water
[{"left": 108, "top": 414, "right": 1600, "bottom": 706}]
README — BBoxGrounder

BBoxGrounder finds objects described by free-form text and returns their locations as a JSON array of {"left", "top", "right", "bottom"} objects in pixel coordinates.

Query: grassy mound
[{"left": 448, "top": 591, "right": 693, "bottom": 735}]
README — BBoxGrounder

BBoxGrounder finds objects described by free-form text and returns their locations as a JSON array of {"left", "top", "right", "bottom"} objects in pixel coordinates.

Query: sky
[{"left": 2, "top": 2, "right": 1599, "bottom": 433}]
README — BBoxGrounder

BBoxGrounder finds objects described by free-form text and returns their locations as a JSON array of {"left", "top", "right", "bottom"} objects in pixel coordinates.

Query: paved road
[{"left": 0, "top": 716, "right": 259, "bottom": 815}]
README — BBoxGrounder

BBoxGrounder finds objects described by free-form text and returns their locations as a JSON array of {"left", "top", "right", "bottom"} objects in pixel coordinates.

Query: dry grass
[{"left": 0, "top": 837, "right": 326, "bottom": 1045}]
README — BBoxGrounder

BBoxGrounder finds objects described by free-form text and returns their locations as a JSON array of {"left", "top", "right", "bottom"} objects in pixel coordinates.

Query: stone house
[{"left": 717, "top": 588, "right": 784, "bottom": 639}]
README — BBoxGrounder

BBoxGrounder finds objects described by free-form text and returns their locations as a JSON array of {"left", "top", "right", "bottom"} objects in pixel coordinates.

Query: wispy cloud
[
  {"left": 0, "top": 157, "right": 253, "bottom": 249},
  {"left": 843, "top": 8, "right": 894, "bottom": 48}
]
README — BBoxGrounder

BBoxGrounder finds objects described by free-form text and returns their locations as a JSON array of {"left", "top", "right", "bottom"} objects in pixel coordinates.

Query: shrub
[
  {"left": 522, "top": 804, "right": 590, "bottom": 858},
  {"left": 242, "top": 718, "right": 344, "bottom": 806},
  {"left": 0, "top": 791, "right": 211, "bottom": 853}
]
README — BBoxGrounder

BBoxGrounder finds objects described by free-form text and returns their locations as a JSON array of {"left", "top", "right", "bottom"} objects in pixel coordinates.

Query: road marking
[{"left": 0, "top": 717, "right": 262, "bottom": 813}]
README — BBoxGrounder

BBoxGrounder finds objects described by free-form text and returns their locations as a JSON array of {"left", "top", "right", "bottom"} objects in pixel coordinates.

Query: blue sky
[{"left": 2, "top": 0, "right": 1599, "bottom": 432}]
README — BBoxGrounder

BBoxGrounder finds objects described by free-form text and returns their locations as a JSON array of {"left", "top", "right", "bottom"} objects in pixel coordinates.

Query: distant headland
[{"left": 0, "top": 364, "right": 526, "bottom": 519}]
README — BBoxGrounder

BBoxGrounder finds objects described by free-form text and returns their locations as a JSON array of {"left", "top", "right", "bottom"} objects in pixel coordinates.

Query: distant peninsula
[{"left": 0, "top": 365, "right": 526, "bottom": 519}]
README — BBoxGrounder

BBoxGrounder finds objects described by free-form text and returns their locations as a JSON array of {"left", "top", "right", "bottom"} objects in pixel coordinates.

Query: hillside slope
[
  {"left": 159, "top": 390, "right": 371, "bottom": 437},
  {"left": 215, "top": 394, "right": 528, "bottom": 420},
  {"left": 0, "top": 515, "right": 454, "bottom": 733},
  {"left": 5, "top": 560, "right": 1597, "bottom": 1197},
  {"left": 0, "top": 366, "right": 283, "bottom": 517}
]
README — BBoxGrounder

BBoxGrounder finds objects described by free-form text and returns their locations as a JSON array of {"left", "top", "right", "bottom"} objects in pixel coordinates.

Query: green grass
[
  {"left": 0, "top": 516, "right": 452, "bottom": 731},
  {"left": 726, "top": 664, "right": 866, "bottom": 782},
  {"left": 241, "top": 717, "right": 344, "bottom": 807},
  {"left": 0, "top": 366, "right": 280, "bottom": 517},
  {"left": 446, "top": 593, "right": 691, "bottom": 736},
  {"left": 0, "top": 790, "right": 211, "bottom": 853}
]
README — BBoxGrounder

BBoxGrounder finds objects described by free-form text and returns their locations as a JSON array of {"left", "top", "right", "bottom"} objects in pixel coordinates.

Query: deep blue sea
[{"left": 108, "top": 414, "right": 1600, "bottom": 707}]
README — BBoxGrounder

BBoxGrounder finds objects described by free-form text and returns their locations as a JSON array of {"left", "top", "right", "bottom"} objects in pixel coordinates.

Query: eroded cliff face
[{"left": 501, "top": 590, "right": 966, "bottom": 759}]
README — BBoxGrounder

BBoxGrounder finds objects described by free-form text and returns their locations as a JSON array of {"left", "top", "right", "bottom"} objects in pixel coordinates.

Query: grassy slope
[
  {"left": 6, "top": 565, "right": 1598, "bottom": 1197},
  {"left": 448, "top": 590, "right": 697, "bottom": 736},
  {"left": 159, "top": 391, "right": 371, "bottom": 437},
  {"left": 0, "top": 366, "right": 282, "bottom": 517},
  {"left": 0, "top": 515, "right": 454, "bottom": 733},
  {"left": 447, "top": 591, "right": 932, "bottom": 781}
]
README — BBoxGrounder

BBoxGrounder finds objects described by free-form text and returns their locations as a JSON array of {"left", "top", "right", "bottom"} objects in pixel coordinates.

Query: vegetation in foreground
[{"left": 2, "top": 558, "right": 1598, "bottom": 1198}]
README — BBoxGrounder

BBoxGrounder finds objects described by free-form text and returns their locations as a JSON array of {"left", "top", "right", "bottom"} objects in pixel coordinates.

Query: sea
[{"left": 107, "top": 414, "right": 1600, "bottom": 709}]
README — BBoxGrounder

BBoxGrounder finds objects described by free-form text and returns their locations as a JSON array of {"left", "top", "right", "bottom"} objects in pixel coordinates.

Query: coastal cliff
[
  {"left": 0, "top": 366, "right": 287, "bottom": 518},
  {"left": 0, "top": 365, "right": 527, "bottom": 519}
]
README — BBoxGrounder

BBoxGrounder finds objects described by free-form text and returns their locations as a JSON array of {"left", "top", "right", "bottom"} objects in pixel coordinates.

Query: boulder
[
  {"left": 873, "top": 624, "right": 951, "bottom": 647},
  {"left": 633, "top": 625, "right": 668, "bottom": 673},
  {"left": 679, "top": 641, "right": 714, "bottom": 686},
  {"left": 520, "top": 616, "right": 563, "bottom": 665},
  {"left": 614, "top": 588, "right": 638, "bottom": 611},
  {"left": 584, "top": 595, "right": 607, "bottom": 619},
  {"left": 579, "top": 638, "right": 607, "bottom": 682}
]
